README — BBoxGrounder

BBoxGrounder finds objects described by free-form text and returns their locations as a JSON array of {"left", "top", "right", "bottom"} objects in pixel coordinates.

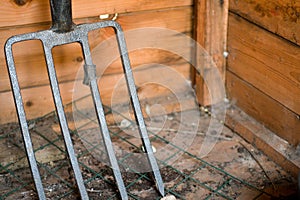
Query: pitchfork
[{"left": 4, "top": 0, "right": 164, "bottom": 199}]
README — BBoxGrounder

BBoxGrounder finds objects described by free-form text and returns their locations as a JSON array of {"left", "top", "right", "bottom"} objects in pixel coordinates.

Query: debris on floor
[
  {"left": 0, "top": 96, "right": 298, "bottom": 199},
  {"left": 161, "top": 195, "right": 177, "bottom": 200}
]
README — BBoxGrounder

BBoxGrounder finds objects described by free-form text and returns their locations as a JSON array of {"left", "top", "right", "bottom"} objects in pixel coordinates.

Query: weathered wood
[
  {"left": 0, "top": 0, "right": 193, "bottom": 28},
  {"left": 193, "top": 0, "right": 228, "bottom": 106},
  {"left": 0, "top": 7, "right": 192, "bottom": 93},
  {"left": 0, "top": 63, "right": 190, "bottom": 124},
  {"left": 228, "top": 13, "right": 300, "bottom": 115},
  {"left": 226, "top": 71, "right": 300, "bottom": 146},
  {"left": 0, "top": 8, "right": 192, "bottom": 92},
  {"left": 192, "top": 0, "right": 207, "bottom": 104},
  {"left": 225, "top": 105, "right": 300, "bottom": 177},
  {"left": 229, "top": 0, "right": 300, "bottom": 46}
]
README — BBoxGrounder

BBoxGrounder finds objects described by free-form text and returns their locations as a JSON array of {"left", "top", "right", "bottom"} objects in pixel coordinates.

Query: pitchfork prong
[
  {"left": 81, "top": 39, "right": 128, "bottom": 200},
  {"left": 113, "top": 24, "right": 165, "bottom": 197},
  {"left": 5, "top": 37, "right": 46, "bottom": 200},
  {"left": 43, "top": 45, "right": 89, "bottom": 199},
  {"left": 82, "top": 21, "right": 165, "bottom": 196}
]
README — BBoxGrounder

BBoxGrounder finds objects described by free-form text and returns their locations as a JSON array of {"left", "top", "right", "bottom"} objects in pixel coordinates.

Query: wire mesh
[{"left": 0, "top": 94, "right": 287, "bottom": 199}]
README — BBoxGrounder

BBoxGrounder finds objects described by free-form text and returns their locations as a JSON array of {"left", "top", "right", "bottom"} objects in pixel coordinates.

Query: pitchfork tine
[
  {"left": 82, "top": 40, "right": 128, "bottom": 200},
  {"left": 5, "top": 39, "right": 46, "bottom": 199},
  {"left": 43, "top": 47, "right": 89, "bottom": 199},
  {"left": 114, "top": 26, "right": 165, "bottom": 196}
]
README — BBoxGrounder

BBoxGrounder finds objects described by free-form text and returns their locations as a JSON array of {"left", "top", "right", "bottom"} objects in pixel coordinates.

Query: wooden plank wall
[
  {"left": 0, "top": 0, "right": 194, "bottom": 124},
  {"left": 227, "top": 0, "right": 300, "bottom": 146},
  {"left": 193, "top": 0, "right": 229, "bottom": 106}
]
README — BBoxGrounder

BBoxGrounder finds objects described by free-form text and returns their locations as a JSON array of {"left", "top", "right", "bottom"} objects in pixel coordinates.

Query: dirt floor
[{"left": 0, "top": 102, "right": 298, "bottom": 200}]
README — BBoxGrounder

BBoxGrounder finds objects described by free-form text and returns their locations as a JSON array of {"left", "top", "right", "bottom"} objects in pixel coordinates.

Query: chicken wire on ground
[{"left": 0, "top": 95, "right": 297, "bottom": 200}]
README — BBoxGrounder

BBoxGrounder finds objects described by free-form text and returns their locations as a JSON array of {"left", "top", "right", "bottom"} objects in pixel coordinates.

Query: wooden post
[{"left": 193, "top": 0, "right": 229, "bottom": 106}]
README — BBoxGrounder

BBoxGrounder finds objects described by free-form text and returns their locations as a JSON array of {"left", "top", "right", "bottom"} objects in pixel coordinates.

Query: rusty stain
[
  {"left": 12, "top": 0, "right": 32, "bottom": 6},
  {"left": 254, "top": 4, "right": 265, "bottom": 17},
  {"left": 284, "top": 6, "right": 299, "bottom": 22},
  {"left": 251, "top": 1, "right": 300, "bottom": 22}
]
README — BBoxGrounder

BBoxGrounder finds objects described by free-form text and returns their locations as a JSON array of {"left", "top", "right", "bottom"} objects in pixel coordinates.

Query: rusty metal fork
[{"left": 4, "top": 0, "right": 164, "bottom": 199}]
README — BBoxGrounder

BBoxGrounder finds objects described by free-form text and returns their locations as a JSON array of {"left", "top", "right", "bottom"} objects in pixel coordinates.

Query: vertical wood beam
[{"left": 193, "top": 0, "right": 229, "bottom": 106}]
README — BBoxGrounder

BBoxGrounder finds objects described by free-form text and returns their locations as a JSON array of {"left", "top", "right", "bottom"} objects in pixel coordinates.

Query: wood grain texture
[
  {"left": 193, "top": 0, "right": 228, "bottom": 106},
  {"left": 0, "top": 0, "right": 193, "bottom": 28},
  {"left": 229, "top": 0, "right": 300, "bottom": 46},
  {"left": 228, "top": 13, "right": 300, "bottom": 115},
  {"left": 226, "top": 71, "right": 300, "bottom": 146},
  {"left": 225, "top": 105, "right": 300, "bottom": 177},
  {"left": 0, "top": 63, "right": 191, "bottom": 124},
  {"left": 0, "top": 7, "right": 192, "bottom": 92}
]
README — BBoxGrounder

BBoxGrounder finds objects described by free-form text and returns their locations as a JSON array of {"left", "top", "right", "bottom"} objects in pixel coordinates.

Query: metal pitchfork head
[{"left": 4, "top": 0, "right": 164, "bottom": 199}]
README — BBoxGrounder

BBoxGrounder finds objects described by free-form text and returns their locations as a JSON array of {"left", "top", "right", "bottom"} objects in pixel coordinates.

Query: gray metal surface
[
  {"left": 5, "top": 19, "right": 164, "bottom": 199},
  {"left": 82, "top": 39, "right": 128, "bottom": 200},
  {"left": 4, "top": 42, "right": 46, "bottom": 200},
  {"left": 43, "top": 47, "right": 89, "bottom": 200},
  {"left": 114, "top": 26, "right": 165, "bottom": 197}
]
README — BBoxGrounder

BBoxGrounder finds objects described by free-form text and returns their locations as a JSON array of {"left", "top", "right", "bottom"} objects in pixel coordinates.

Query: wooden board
[
  {"left": 227, "top": 13, "right": 300, "bottom": 115},
  {"left": 229, "top": 0, "right": 300, "bottom": 46},
  {"left": 0, "top": 63, "right": 191, "bottom": 124},
  {"left": 0, "top": 7, "right": 192, "bottom": 93},
  {"left": 193, "top": 0, "right": 228, "bottom": 106},
  {"left": 0, "top": 0, "right": 193, "bottom": 28},
  {"left": 225, "top": 104, "right": 300, "bottom": 177},
  {"left": 226, "top": 71, "right": 300, "bottom": 146}
]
